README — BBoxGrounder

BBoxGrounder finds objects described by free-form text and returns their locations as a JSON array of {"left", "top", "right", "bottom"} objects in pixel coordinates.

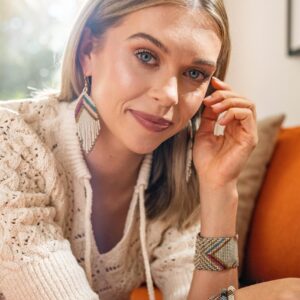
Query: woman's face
[{"left": 81, "top": 4, "right": 221, "bottom": 154}]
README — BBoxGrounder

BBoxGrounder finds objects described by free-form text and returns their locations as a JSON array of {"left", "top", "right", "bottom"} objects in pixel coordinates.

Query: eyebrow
[{"left": 127, "top": 32, "right": 217, "bottom": 68}]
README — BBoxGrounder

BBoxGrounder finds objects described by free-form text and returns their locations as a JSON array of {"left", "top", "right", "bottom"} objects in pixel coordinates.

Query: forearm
[{"left": 187, "top": 182, "right": 239, "bottom": 300}]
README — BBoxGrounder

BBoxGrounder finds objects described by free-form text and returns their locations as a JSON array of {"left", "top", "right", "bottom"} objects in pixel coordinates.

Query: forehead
[{"left": 112, "top": 4, "right": 221, "bottom": 58}]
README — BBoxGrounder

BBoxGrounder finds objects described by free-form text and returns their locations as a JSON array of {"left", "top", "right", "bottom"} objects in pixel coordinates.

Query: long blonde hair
[{"left": 58, "top": 0, "right": 231, "bottom": 230}]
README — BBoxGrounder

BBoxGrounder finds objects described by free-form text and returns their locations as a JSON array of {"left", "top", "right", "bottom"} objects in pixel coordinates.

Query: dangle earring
[
  {"left": 75, "top": 76, "right": 101, "bottom": 154},
  {"left": 185, "top": 120, "right": 194, "bottom": 183}
]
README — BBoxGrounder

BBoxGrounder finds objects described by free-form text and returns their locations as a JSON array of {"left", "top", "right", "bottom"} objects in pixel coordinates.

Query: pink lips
[{"left": 129, "top": 109, "right": 173, "bottom": 132}]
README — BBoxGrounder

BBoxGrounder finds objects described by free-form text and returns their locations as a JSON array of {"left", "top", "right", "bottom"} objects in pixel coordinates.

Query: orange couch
[
  {"left": 130, "top": 126, "right": 300, "bottom": 299},
  {"left": 242, "top": 126, "right": 300, "bottom": 282}
]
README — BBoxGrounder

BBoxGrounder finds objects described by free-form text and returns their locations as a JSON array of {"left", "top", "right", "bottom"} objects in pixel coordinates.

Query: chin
[{"left": 124, "top": 137, "right": 162, "bottom": 155}]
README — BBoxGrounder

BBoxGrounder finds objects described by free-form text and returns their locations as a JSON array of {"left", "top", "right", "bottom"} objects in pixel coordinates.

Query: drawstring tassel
[{"left": 138, "top": 184, "right": 156, "bottom": 300}]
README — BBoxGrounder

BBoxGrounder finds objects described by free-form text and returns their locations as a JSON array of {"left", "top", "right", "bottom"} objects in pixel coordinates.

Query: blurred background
[
  {"left": 0, "top": 0, "right": 299, "bottom": 125},
  {"left": 224, "top": 0, "right": 300, "bottom": 126},
  {"left": 0, "top": 0, "right": 84, "bottom": 99}
]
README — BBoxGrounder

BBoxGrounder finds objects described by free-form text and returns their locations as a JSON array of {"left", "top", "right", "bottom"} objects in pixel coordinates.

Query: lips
[{"left": 129, "top": 109, "right": 173, "bottom": 132}]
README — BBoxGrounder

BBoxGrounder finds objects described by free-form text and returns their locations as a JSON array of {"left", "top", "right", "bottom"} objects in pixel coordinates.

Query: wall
[{"left": 224, "top": 0, "right": 300, "bottom": 126}]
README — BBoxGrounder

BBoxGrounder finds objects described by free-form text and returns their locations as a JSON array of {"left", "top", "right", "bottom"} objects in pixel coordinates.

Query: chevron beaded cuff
[
  {"left": 208, "top": 285, "right": 236, "bottom": 300},
  {"left": 193, "top": 233, "right": 239, "bottom": 271}
]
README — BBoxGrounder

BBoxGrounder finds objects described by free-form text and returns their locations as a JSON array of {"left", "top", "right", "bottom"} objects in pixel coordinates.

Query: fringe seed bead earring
[
  {"left": 185, "top": 119, "right": 194, "bottom": 183},
  {"left": 75, "top": 77, "right": 101, "bottom": 154}
]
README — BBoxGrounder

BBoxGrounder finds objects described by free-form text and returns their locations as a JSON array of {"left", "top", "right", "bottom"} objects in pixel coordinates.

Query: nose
[{"left": 150, "top": 76, "right": 179, "bottom": 107}]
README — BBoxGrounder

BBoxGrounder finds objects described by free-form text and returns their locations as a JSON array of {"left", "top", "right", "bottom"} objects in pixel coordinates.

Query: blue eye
[
  {"left": 185, "top": 69, "right": 207, "bottom": 82},
  {"left": 134, "top": 48, "right": 209, "bottom": 83},
  {"left": 135, "top": 49, "right": 157, "bottom": 65}
]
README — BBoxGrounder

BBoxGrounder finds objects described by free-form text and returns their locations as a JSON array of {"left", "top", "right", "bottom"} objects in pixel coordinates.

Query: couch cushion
[
  {"left": 130, "top": 287, "right": 162, "bottom": 300},
  {"left": 236, "top": 114, "right": 285, "bottom": 277},
  {"left": 243, "top": 126, "right": 300, "bottom": 282}
]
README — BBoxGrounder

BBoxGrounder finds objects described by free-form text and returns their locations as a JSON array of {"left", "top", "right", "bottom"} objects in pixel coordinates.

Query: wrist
[
  {"left": 200, "top": 210, "right": 237, "bottom": 237},
  {"left": 199, "top": 181, "right": 238, "bottom": 237},
  {"left": 199, "top": 179, "right": 238, "bottom": 194},
  {"left": 199, "top": 180, "right": 239, "bottom": 210}
]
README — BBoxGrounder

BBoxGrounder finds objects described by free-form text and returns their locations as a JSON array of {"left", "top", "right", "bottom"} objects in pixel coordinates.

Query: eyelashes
[
  {"left": 134, "top": 48, "right": 210, "bottom": 83},
  {"left": 135, "top": 48, "right": 157, "bottom": 65}
]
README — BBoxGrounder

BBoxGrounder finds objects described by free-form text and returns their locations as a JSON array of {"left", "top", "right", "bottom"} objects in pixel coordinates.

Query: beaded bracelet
[
  {"left": 194, "top": 232, "right": 239, "bottom": 271},
  {"left": 208, "top": 285, "right": 236, "bottom": 300},
  {"left": 227, "top": 286, "right": 236, "bottom": 300}
]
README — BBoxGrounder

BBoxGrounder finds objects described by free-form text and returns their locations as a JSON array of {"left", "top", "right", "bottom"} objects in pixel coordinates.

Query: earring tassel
[
  {"left": 185, "top": 139, "right": 193, "bottom": 182},
  {"left": 75, "top": 93, "right": 101, "bottom": 154},
  {"left": 186, "top": 120, "right": 194, "bottom": 183}
]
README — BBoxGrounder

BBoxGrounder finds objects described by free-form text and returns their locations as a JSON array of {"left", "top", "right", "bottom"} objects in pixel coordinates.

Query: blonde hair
[{"left": 58, "top": 0, "right": 231, "bottom": 230}]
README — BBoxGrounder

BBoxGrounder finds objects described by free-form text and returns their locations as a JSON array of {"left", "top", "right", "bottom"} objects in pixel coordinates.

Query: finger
[
  {"left": 204, "top": 90, "right": 243, "bottom": 105},
  {"left": 211, "top": 76, "right": 232, "bottom": 91},
  {"left": 220, "top": 107, "right": 258, "bottom": 147},
  {"left": 218, "top": 107, "right": 257, "bottom": 136},
  {"left": 201, "top": 104, "right": 219, "bottom": 121},
  {"left": 210, "top": 98, "right": 257, "bottom": 120},
  {"left": 198, "top": 107, "right": 218, "bottom": 134},
  {"left": 197, "top": 118, "right": 217, "bottom": 134}
]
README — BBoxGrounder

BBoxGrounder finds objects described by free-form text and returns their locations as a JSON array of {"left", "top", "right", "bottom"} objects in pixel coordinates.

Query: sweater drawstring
[
  {"left": 138, "top": 184, "right": 155, "bottom": 300},
  {"left": 83, "top": 153, "right": 154, "bottom": 297},
  {"left": 84, "top": 178, "right": 93, "bottom": 286},
  {"left": 136, "top": 153, "right": 155, "bottom": 300}
]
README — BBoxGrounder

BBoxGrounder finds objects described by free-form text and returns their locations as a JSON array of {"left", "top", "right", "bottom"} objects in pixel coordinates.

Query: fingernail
[
  {"left": 212, "top": 76, "right": 222, "bottom": 82},
  {"left": 204, "top": 95, "right": 213, "bottom": 101},
  {"left": 212, "top": 103, "right": 222, "bottom": 109}
]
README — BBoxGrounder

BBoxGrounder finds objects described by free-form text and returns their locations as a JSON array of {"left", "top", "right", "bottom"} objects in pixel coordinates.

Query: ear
[{"left": 79, "top": 27, "right": 94, "bottom": 76}]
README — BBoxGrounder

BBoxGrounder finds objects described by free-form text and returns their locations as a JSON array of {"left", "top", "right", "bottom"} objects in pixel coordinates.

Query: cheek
[
  {"left": 113, "top": 60, "right": 137, "bottom": 89},
  {"left": 109, "top": 49, "right": 149, "bottom": 91},
  {"left": 91, "top": 51, "right": 148, "bottom": 112},
  {"left": 181, "top": 89, "right": 205, "bottom": 119}
]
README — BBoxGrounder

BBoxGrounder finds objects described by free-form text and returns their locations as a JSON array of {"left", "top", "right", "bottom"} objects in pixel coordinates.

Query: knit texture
[{"left": 0, "top": 96, "right": 201, "bottom": 300}]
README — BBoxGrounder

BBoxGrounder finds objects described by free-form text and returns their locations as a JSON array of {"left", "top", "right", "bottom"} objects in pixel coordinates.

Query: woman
[{"left": 0, "top": 0, "right": 299, "bottom": 299}]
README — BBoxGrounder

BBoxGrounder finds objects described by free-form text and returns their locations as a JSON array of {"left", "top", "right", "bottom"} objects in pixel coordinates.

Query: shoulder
[
  {"left": 0, "top": 95, "right": 56, "bottom": 150},
  {"left": 0, "top": 93, "right": 74, "bottom": 150},
  {"left": 0, "top": 96, "right": 71, "bottom": 228},
  {"left": 0, "top": 94, "right": 71, "bottom": 193},
  {"left": 0, "top": 93, "right": 61, "bottom": 124}
]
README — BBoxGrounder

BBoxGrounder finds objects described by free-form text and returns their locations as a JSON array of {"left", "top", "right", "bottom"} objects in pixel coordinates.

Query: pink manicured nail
[
  {"left": 212, "top": 76, "right": 222, "bottom": 82},
  {"left": 204, "top": 95, "right": 213, "bottom": 101},
  {"left": 212, "top": 103, "right": 222, "bottom": 109}
]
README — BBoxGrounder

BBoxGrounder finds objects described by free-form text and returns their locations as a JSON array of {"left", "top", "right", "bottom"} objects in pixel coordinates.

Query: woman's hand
[
  {"left": 193, "top": 77, "right": 258, "bottom": 187},
  {"left": 236, "top": 278, "right": 300, "bottom": 300}
]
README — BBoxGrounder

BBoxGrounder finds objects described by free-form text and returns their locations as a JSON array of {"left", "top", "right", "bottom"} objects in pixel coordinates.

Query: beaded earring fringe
[
  {"left": 75, "top": 92, "right": 101, "bottom": 154},
  {"left": 185, "top": 120, "right": 193, "bottom": 183}
]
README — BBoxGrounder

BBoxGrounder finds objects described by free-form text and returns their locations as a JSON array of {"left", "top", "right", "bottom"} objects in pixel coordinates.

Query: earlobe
[{"left": 79, "top": 27, "right": 94, "bottom": 76}]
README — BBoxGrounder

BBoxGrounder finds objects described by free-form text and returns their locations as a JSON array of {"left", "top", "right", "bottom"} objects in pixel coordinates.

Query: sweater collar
[
  {"left": 59, "top": 97, "right": 156, "bottom": 300},
  {"left": 59, "top": 97, "right": 91, "bottom": 179}
]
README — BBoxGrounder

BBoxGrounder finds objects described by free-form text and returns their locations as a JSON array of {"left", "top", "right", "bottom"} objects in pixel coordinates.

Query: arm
[
  {"left": 150, "top": 184, "right": 238, "bottom": 300},
  {"left": 187, "top": 77, "right": 258, "bottom": 299},
  {"left": 187, "top": 182, "right": 239, "bottom": 300},
  {"left": 0, "top": 108, "right": 99, "bottom": 300}
]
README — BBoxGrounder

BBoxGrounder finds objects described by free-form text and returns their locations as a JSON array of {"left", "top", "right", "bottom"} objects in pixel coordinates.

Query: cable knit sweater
[{"left": 0, "top": 95, "right": 201, "bottom": 300}]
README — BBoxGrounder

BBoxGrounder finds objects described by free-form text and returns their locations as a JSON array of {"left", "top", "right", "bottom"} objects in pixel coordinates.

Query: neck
[{"left": 84, "top": 127, "right": 145, "bottom": 196}]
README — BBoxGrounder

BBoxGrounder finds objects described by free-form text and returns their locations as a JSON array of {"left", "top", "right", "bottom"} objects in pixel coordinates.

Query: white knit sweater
[{"left": 0, "top": 95, "right": 201, "bottom": 300}]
